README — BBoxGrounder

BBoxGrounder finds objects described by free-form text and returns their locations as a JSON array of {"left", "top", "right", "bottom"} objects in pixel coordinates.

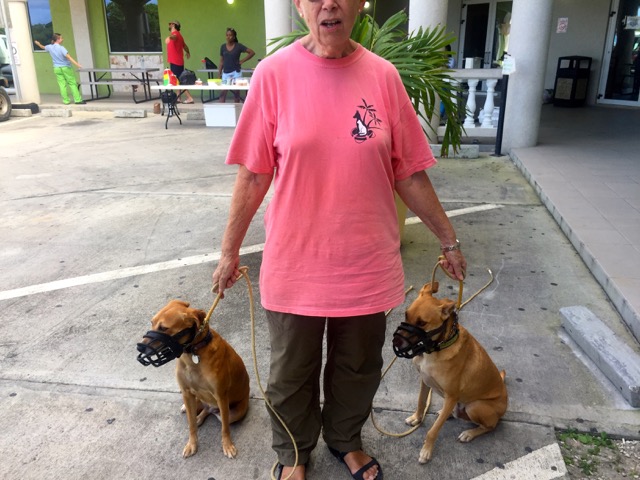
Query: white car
[{"left": 0, "top": 34, "right": 13, "bottom": 88}]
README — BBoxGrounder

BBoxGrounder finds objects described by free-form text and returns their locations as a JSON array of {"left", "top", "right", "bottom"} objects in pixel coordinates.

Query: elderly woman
[{"left": 212, "top": 1, "right": 466, "bottom": 479}]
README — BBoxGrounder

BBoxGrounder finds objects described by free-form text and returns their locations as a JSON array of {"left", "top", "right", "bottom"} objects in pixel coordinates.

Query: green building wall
[{"left": 33, "top": 0, "right": 267, "bottom": 95}]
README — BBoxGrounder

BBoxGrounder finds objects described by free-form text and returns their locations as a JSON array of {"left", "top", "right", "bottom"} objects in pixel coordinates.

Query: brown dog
[
  {"left": 139, "top": 300, "right": 250, "bottom": 459},
  {"left": 392, "top": 282, "right": 507, "bottom": 464}
]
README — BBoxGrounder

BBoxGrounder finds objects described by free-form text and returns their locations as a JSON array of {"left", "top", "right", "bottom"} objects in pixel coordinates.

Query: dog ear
[
  {"left": 420, "top": 281, "right": 439, "bottom": 296},
  {"left": 439, "top": 299, "right": 456, "bottom": 320},
  {"left": 192, "top": 308, "right": 207, "bottom": 328}
]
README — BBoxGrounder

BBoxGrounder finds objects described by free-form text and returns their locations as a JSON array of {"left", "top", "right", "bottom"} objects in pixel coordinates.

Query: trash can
[{"left": 553, "top": 56, "right": 592, "bottom": 107}]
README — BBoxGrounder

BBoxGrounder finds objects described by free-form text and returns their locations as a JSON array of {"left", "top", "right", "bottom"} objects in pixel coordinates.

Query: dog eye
[
  {"left": 158, "top": 325, "right": 168, "bottom": 332},
  {"left": 416, "top": 320, "right": 427, "bottom": 327}
]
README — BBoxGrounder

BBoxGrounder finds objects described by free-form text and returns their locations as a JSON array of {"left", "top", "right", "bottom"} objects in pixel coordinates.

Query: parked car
[
  {"left": 0, "top": 73, "right": 11, "bottom": 122},
  {"left": 0, "top": 34, "right": 13, "bottom": 88}
]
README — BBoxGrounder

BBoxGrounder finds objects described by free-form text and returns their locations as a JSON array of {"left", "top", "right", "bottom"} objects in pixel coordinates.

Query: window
[
  {"left": 104, "top": 0, "right": 161, "bottom": 53},
  {"left": 28, "top": 0, "right": 53, "bottom": 50}
]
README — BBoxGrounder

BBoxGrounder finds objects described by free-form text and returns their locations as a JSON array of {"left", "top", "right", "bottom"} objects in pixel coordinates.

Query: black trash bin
[{"left": 553, "top": 56, "right": 592, "bottom": 107}]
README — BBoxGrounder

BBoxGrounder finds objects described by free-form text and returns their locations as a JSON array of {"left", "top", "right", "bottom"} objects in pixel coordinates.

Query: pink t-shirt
[{"left": 226, "top": 41, "right": 436, "bottom": 317}]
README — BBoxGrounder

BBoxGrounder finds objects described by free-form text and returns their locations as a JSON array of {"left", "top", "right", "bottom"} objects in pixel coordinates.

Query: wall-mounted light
[{"left": 364, "top": 1, "right": 371, "bottom": 9}]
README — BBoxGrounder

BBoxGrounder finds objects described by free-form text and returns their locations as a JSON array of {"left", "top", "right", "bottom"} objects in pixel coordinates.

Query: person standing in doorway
[
  {"left": 34, "top": 34, "right": 86, "bottom": 105},
  {"left": 218, "top": 28, "right": 255, "bottom": 103},
  {"left": 166, "top": 20, "right": 194, "bottom": 104}
]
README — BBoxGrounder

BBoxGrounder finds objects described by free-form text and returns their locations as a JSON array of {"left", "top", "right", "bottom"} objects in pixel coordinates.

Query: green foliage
[
  {"left": 105, "top": 0, "right": 161, "bottom": 53},
  {"left": 30, "top": 23, "right": 54, "bottom": 48},
  {"left": 557, "top": 429, "right": 616, "bottom": 449},
  {"left": 557, "top": 429, "right": 618, "bottom": 477},
  {"left": 268, "top": 9, "right": 464, "bottom": 154}
]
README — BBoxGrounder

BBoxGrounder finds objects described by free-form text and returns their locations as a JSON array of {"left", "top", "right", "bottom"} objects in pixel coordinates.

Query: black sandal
[
  {"left": 328, "top": 447, "right": 383, "bottom": 480},
  {"left": 274, "top": 462, "right": 307, "bottom": 480}
]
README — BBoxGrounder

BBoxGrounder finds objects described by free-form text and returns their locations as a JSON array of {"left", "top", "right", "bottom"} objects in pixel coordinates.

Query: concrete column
[
  {"left": 408, "top": 0, "right": 448, "bottom": 142},
  {"left": 5, "top": 0, "right": 39, "bottom": 103},
  {"left": 409, "top": 0, "right": 447, "bottom": 32},
  {"left": 502, "top": 0, "right": 553, "bottom": 151},
  {"left": 69, "top": 0, "right": 94, "bottom": 96},
  {"left": 264, "top": 0, "right": 295, "bottom": 54}
]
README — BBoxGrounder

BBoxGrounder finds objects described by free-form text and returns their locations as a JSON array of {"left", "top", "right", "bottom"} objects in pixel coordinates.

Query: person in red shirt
[{"left": 165, "top": 20, "right": 194, "bottom": 104}]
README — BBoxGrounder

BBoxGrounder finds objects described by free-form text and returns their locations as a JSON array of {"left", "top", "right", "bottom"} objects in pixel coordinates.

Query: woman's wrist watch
[{"left": 441, "top": 239, "right": 461, "bottom": 253}]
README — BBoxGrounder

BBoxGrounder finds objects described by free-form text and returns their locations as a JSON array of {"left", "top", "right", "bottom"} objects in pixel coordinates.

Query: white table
[{"left": 150, "top": 84, "right": 250, "bottom": 128}]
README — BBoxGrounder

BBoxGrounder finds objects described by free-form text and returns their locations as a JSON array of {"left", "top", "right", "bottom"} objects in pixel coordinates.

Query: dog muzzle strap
[
  {"left": 136, "top": 326, "right": 196, "bottom": 367},
  {"left": 392, "top": 321, "right": 454, "bottom": 359}
]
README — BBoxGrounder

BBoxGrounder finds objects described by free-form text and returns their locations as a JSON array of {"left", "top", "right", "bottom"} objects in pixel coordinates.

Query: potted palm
[{"left": 268, "top": 5, "right": 463, "bottom": 155}]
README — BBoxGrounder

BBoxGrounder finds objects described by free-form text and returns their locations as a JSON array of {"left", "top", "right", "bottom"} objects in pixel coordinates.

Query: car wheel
[{"left": 0, "top": 87, "right": 11, "bottom": 122}]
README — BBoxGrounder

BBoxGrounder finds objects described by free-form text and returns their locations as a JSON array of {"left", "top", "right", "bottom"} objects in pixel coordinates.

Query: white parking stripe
[
  {"left": 0, "top": 204, "right": 503, "bottom": 301},
  {"left": 471, "top": 443, "right": 567, "bottom": 480},
  {"left": 405, "top": 203, "right": 504, "bottom": 225},
  {"left": 0, "top": 244, "right": 264, "bottom": 301}
]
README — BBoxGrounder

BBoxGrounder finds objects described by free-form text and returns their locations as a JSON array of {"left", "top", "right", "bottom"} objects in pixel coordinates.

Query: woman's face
[{"left": 294, "top": 0, "right": 365, "bottom": 58}]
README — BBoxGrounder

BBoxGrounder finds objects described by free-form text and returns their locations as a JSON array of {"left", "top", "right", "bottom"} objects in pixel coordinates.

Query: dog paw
[
  {"left": 182, "top": 441, "right": 198, "bottom": 458},
  {"left": 222, "top": 442, "right": 237, "bottom": 459},
  {"left": 405, "top": 413, "right": 422, "bottom": 426},
  {"left": 418, "top": 447, "right": 433, "bottom": 464},
  {"left": 458, "top": 427, "right": 485, "bottom": 443}
]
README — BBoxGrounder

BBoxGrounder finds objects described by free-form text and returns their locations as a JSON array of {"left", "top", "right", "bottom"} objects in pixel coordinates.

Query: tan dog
[
  {"left": 139, "top": 300, "right": 250, "bottom": 459},
  {"left": 392, "top": 282, "right": 507, "bottom": 464}
]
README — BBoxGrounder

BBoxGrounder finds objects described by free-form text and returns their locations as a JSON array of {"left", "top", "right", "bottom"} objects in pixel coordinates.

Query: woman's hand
[
  {"left": 212, "top": 254, "right": 241, "bottom": 297},
  {"left": 440, "top": 249, "right": 467, "bottom": 281}
]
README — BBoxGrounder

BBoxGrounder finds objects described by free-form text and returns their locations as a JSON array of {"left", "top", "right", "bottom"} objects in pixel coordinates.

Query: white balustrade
[{"left": 443, "top": 69, "right": 504, "bottom": 136}]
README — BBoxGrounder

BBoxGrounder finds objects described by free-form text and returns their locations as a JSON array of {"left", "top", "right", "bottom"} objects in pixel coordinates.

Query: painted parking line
[
  {"left": 405, "top": 203, "right": 504, "bottom": 225},
  {"left": 0, "top": 245, "right": 264, "bottom": 301},
  {"left": 0, "top": 204, "right": 503, "bottom": 301},
  {"left": 471, "top": 443, "right": 567, "bottom": 479}
]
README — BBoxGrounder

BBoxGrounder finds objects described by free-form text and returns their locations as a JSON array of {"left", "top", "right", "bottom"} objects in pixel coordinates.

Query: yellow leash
[
  {"left": 370, "top": 258, "right": 494, "bottom": 438},
  {"left": 210, "top": 267, "right": 298, "bottom": 480}
]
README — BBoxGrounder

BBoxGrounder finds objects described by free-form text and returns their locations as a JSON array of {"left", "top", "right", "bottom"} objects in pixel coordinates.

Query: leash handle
[
  {"left": 430, "top": 257, "right": 494, "bottom": 311},
  {"left": 431, "top": 256, "right": 464, "bottom": 310}
]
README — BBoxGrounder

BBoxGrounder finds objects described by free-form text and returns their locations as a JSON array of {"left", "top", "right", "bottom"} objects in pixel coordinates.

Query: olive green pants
[{"left": 265, "top": 310, "right": 386, "bottom": 465}]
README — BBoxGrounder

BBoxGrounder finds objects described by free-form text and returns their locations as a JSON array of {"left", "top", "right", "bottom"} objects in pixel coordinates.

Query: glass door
[
  {"left": 598, "top": 0, "right": 640, "bottom": 106},
  {"left": 459, "top": 0, "right": 512, "bottom": 69}
]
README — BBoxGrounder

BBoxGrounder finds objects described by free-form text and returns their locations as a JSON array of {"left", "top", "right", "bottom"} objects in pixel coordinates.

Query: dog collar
[
  {"left": 432, "top": 325, "right": 459, "bottom": 352},
  {"left": 184, "top": 329, "right": 213, "bottom": 355}
]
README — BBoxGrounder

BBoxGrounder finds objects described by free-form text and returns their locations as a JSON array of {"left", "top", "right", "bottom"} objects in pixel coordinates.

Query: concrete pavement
[{"left": 0, "top": 104, "right": 638, "bottom": 480}]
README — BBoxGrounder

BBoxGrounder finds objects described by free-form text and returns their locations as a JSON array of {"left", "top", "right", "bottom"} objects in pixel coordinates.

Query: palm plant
[{"left": 268, "top": 7, "right": 463, "bottom": 154}]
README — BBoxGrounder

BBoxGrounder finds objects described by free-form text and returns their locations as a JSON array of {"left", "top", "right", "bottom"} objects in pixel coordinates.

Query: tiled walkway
[{"left": 510, "top": 104, "right": 640, "bottom": 343}]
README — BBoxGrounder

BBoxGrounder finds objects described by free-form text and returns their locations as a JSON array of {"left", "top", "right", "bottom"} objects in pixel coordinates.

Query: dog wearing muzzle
[
  {"left": 392, "top": 282, "right": 507, "bottom": 464},
  {"left": 137, "top": 299, "right": 250, "bottom": 459}
]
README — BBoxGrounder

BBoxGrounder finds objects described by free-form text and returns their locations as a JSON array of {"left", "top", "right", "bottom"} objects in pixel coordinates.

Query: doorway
[
  {"left": 598, "top": 0, "right": 640, "bottom": 106},
  {"left": 459, "top": 0, "right": 512, "bottom": 69}
]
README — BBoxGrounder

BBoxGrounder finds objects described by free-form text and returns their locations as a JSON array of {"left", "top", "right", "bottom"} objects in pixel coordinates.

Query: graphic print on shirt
[{"left": 351, "top": 98, "right": 382, "bottom": 143}]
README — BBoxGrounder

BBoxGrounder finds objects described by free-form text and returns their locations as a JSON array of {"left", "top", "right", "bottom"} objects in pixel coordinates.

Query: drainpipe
[{"left": 2, "top": 0, "right": 39, "bottom": 104}]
